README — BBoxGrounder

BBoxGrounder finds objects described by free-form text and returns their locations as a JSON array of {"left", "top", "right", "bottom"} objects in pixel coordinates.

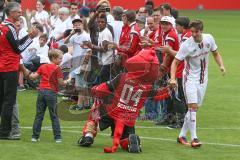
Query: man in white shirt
[
  {"left": 66, "top": 2, "right": 80, "bottom": 29},
  {"left": 84, "top": 14, "right": 114, "bottom": 83},
  {"left": 109, "top": 6, "right": 123, "bottom": 45},
  {"left": 169, "top": 20, "right": 226, "bottom": 148}
]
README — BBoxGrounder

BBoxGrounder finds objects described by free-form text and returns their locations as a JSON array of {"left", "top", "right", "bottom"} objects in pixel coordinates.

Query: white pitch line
[
  {"left": 21, "top": 127, "right": 240, "bottom": 148},
  {"left": 20, "top": 126, "right": 240, "bottom": 130}
]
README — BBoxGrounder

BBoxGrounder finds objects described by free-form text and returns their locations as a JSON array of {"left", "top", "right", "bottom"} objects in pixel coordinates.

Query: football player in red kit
[{"left": 77, "top": 49, "right": 170, "bottom": 153}]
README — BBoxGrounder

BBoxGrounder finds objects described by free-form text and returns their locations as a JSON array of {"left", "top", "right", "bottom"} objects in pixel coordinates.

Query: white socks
[
  {"left": 85, "top": 132, "right": 93, "bottom": 138},
  {"left": 179, "top": 110, "right": 198, "bottom": 141},
  {"left": 189, "top": 110, "right": 197, "bottom": 140},
  {"left": 179, "top": 111, "right": 190, "bottom": 138}
]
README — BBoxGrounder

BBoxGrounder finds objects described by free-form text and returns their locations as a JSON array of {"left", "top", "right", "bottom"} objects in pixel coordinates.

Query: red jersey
[
  {"left": 118, "top": 22, "right": 141, "bottom": 58},
  {"left": 37, "top": 63, "right": 63, "bottom": 93},
  {"left": 162, "top": 28, "right": 179, "bottom": 72},
  {"left": 148, "top": 29, "right": 160, "bottom": 49},
  {"left": 176, "top": 29, "right": 192, "bottom": 78},
  {"left": 92, "top": 74, "right": 170, "bottom": 127},
  {"left": 0, "top": 19, "right": 32, "bottom": 72},
  {"left": 162, "top": 28, "right": 179, "bottom": 53},
  {"left": 106, "top": 74, "right": 152, "bottom": 126}
]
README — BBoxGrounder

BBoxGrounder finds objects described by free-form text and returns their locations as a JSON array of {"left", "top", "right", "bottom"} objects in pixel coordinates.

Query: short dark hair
[
  {"left": 175, "top": 17, "right": 190, "bottom": 29},
  {"left": 124, "top": 10, "right": 136, "bottom": 23},
  {"left": 58, "top": 45, "right": 68, "bottom": 54},
  {"left": 70, "top": 2, "right": 78, "bottom": 7},
  {"left": 98, "top": 14, "right": 107, "bottom": 22},
  {"left": 112, "top": 6, "right": 123, "bottom": 21},
  {"left": 145, "top": 0, "right": 154, "bottom": 8},
  {"left": 39, "top": 33, "right": 48, "bottom": 41},
  {"left": 37, "top": 0, "right": 46, "bottom": 6},
  {"left": 160, "top": 3, "right": 172, "bottom": 11},
  {"left": 158, "top": 3, "right": 172, "bottom": 13},
  {"left": 189, "top": 19, "right": 204, "bottom": 31}
]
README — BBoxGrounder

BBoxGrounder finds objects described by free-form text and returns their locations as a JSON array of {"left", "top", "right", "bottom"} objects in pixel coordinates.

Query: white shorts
[{"left": 183, "top": 81, "right": 208, "bottom": 106}]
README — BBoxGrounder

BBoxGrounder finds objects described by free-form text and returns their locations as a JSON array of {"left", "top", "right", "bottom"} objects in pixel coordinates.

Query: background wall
[
  {"left": 109, "top": 0, "right": 240, "bottom": 10},
  {"left": 22, "top": 0, "right": 240, "bottom": 10}
]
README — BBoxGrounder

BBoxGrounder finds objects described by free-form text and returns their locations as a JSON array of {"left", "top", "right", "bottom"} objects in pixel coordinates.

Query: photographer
[
  {"left": 88, "top": 4, "right": 114, "bottom": 47},
  {"left": 96, "top": 0, "right": 114, "bottom": 23}
]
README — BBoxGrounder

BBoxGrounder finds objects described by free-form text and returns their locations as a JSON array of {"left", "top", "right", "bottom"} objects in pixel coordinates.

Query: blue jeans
[
  {"left": 32, "top": 89, "right": 61, "bottom": 139},
  {"left": 145, "top": 98, "right": 161, "bottom": 120}
]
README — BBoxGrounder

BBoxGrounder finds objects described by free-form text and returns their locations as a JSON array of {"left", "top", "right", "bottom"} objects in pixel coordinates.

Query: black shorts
[{"left": 99, "top": 106, "right": 135, "bottom": 139}]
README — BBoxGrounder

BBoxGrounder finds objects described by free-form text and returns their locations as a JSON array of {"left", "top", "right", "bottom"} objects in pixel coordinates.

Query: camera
[
  {"left": 74, "top": 29, "right": 81, "bottom": 33},
  {"left": 97, "top": 5, "right": 110, "bottom": 12}
]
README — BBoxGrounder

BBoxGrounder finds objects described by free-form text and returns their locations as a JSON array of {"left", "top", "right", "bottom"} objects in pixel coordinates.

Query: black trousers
[
  {"left": 0, "top": 71, "right": 18, "bottom": 136},
  {"left": 98, "top": 64, "right": 111, "bottom": 84},
  {"left": 99, "top": 106, "right": 135, "bottom": 139}
]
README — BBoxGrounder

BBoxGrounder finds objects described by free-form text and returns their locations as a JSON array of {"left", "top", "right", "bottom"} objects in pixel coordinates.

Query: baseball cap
[
  {"left": 72, "top": 18, "right": 82, "bottom": 24},
  {"left": 160, "top": 16, "right": 173, "bottom": 25}
]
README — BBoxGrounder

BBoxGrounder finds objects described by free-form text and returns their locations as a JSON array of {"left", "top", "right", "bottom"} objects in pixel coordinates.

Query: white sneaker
[
  {"left": 31, "top": 138, "right": 40, "bottom": 142},
  {"left": 55, "top": 139, "right": 62, "bottom": 143}
]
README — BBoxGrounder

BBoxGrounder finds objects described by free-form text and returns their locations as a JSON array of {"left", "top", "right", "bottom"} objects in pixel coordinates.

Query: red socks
[
  {"left": 120, "top": 138, "right": 129, "bottom": 151},
  {"left": 104, "top": 121, "right": 124, "bottom": 153}
]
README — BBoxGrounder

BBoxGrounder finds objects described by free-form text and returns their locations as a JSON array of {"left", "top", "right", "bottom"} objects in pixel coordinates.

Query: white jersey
[
  {"left": 98, "top": 27, "right": 114, "bottom": 65},
  {"left": 69, "top": 31, "right": 91, "bottom": 73},
  {"left": 175, "top": 34, "right": 217, "bottom": 84},
  {"left": 109, "top": 20, "right": 123, "bottom": 45}
]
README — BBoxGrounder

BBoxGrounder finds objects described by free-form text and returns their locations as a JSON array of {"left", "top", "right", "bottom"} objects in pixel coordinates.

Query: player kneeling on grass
[
  {"left": 28, "top": 49, "right": 68, "bottom": 143},
  {"left": 77, "top": 49, "right": 170, "bottom": 153},
  {"left": 169, "top": 20, "right": 226, "bottom": 148}
]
